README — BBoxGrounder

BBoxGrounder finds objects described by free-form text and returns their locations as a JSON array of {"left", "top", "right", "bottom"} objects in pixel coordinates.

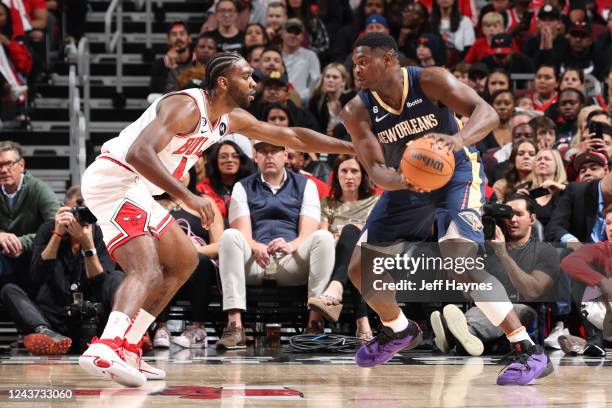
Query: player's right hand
[
  {"left": 399, "top": 170, "right": 430, "bottom": 194},
  {"left": 184, "top": 194, "right": 215, "bottom": 229}
]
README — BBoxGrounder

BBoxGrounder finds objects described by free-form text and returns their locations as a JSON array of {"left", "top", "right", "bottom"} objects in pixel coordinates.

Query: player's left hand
[
  {"left": 427, "top": 133, "right": 463, "bottom": 152},
  {"left": 184, "top": 194, "right": 215, "bottom": 229}
]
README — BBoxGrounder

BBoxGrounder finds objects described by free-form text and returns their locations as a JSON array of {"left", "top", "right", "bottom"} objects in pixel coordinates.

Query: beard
[{"left": 229, "top": 86, "right": 251, "bottom": 109}]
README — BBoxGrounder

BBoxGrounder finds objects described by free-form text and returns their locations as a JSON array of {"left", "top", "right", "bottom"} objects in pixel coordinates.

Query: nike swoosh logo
[{"left": 375, "top": 113, "right": 389, "bottom": 123}]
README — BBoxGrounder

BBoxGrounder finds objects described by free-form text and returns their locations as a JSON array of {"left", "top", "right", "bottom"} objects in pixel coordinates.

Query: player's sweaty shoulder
[
  {"left": 156, "top": 93, "right": 199, "bottom": 121},
  {"left": 155, "top": 93, "right": 200, "bottom": 134},
  {"left": 342, "top": 95, "right": 369, "bottom": 124}
]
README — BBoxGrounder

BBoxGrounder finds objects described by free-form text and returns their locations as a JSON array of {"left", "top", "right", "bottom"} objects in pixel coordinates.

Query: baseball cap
[
  {"left": 365, "top": 14, "right": 389, "bottom": 29},
  {"left": 537, "top": 4, "right": 560, "bottom": 19},
  {"left": 491, "top": 34, "right": 513, "bottom": 55},
  {"left": 262, "top": 70, "right": 289, "bottom": 88},
  {"left": 573, "top": 151, "right": 608, "bottom": 172},
  {"left": 568, "top": 21, "right": 592, "bottom": 36},
  {"left": 468, "top": 62, "right": 489, "bottom": 79},
  {"left": 253, "top": 140, "right": 286, "bottom": 151},
  {"left": 284, "top": 18, "right": 305, "bottom": 32}
]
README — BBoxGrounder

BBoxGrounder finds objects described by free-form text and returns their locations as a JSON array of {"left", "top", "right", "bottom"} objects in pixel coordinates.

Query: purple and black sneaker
[
  {"left": 497, "top": 340, "right": 553, "bottom": 386},
  {"left": 355, "top": 321, "right": 423, "bottom": 368}
]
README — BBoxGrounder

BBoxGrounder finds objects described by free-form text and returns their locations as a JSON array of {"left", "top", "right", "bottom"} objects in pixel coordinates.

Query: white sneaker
[
  {"left": 443, "top": 304, "right": 484, "bottom": 357},
  {"left": 172, "top": 325, "right": 208, "bottom": 348},
  {"left": 123, "top": 339, "right": 166, "bottom": 380},
  {"left": 78, "top": 336, "right": 147, "bottom": 387},
  {"left": 430, "top": 310, "right": 450, "bottom": 353},
  {"left": 544, "top": 322, "right": 569, "bottom": 350},
  {"left": 153, "top": 326, "right": 170, "bottom": 348}
]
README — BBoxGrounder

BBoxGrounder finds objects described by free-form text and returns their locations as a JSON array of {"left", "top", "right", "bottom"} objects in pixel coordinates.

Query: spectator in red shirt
[
  {"left": 465, "top": 11, "right": 506, "bottom": 63},
  {"left": 196, "top": 141, "right": 255, "bottom": 223},
  {"left": 529, "top": 64, "right": 559, "bottom": 112},
  {"left": 0, "top": 3, "right": 31, "bottom": 76}
]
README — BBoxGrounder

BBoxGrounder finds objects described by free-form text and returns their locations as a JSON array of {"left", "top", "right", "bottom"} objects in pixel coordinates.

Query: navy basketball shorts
[{"left": 359, "top": 147, "right": 485, "bottom": 245}]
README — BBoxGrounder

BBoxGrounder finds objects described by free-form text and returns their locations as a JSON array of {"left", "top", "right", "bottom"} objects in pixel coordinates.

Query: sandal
[
  {"left": 356, "top": 330, "right": 374, "bottom": 344},
  {"left": 307, "top": 295, "right": 343, "bottom": 323}
]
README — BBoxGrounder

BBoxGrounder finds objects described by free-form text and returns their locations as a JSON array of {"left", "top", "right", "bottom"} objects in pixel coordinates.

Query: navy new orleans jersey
[
  {"left": 357, "top": 66, "right": 487, "bottom": 244},
  {"left": 358, "top": 66, "right": 459, "bottom": 169}
]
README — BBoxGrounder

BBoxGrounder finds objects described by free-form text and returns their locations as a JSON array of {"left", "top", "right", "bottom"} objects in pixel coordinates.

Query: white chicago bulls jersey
[{"left": 100, "top": 88, "right": 230, "bottom": 196}]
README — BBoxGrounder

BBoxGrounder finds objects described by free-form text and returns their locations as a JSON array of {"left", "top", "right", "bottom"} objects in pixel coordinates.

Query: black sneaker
[{"left": 583, "top": 343, "right": 606, "bottom": 358}]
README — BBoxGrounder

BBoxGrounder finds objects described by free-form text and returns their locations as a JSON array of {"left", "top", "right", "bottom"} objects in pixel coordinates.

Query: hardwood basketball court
[{"left": 0, "top": 347, "right": 610, "bottom": 407}]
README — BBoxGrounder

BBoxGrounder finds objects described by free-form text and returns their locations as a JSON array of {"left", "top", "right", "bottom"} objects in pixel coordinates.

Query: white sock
[
  {"left": 382, "top": 310, "right": 409, "bottom": 333},
  {"left": 124, "top": 309, "right": 156, "bottom": 344},
  {"left": 506, "top": 326, "right": 534, "bottom": 345},
  {"left": 100, "top": 311, "right": 132, "bottom": 340}
]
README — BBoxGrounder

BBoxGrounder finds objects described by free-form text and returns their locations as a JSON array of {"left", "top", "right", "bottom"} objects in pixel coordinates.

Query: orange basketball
[{"left": 400, "top": 136, "right": 455, "bottom": 191}]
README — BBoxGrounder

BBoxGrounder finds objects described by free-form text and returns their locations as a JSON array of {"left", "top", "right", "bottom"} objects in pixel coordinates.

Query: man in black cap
[
  {"left": 523, "top": 5, "right": 565, "bottom": 60},
  {"left": 281, "top": 18, "right": 321, "bottom": 102},
  {"left": 251, "top": 70, "right": 321, "bottom": 131},
  {"left": 480, "top": 33, "right": 534, "bottom": 75},
  {"left": 535, "top": 21, "right": 609, "bottom": 80},
  {"left": 574, "top": 151, "right": 609, "bottom": 183}
]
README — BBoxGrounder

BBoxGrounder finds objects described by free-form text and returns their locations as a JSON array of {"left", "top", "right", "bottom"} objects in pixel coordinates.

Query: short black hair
[
  {"left": 558, "top": 87, "right": 585, "bottom": 104},
  {"left": 203, "top": 52, "right": 244, "bottom": 92},
  {"left": 504, "top": 193, "right": 536, "bottom": 215},
  {"left": 353, "top": 32, "right": 398, "bottom": 54},
  {"left": 167, "top": 20, "right": 189, "bottom": 36},
  {"left": 197, "top": 32, "right": 217, "bottom": 44},
  {"left": 536, "top": 63, "right": 560, "bottom": 79}
]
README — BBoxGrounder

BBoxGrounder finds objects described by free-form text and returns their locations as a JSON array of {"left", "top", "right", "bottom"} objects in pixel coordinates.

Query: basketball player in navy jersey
[{"left": 340, "top": 33, "right": 551, "bottom": 386}]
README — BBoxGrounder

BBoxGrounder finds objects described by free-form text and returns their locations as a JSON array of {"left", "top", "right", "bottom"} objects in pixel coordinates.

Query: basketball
[{"left": 400, "top": 136, "right": 455, "bottom": 191}]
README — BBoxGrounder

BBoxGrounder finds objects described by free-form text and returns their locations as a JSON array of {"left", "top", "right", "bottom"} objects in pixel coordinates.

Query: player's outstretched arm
[
  {"left": 342, "top": 96, "right": 410, "bottom": 191},
  {"left": 228, "top": 109, "right": 354, "bottom": 154},
  {"left": 420, "top": 67, "right": 500, "bottom": 148},
  {"left": 125, "top": 95, "right": 215, "bottom": 226}
]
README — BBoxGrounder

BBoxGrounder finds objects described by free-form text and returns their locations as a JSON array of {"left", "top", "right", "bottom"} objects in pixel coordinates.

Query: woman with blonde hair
[
  {"left": 307, "top": 63, "right": 355, "bottom": 136},
  {"left": 530, "top": 148, "right": 567, "bottom": 226}
]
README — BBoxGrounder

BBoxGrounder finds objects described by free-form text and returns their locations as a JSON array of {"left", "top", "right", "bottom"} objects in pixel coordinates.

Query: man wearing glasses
[{"left": 0, "top": 141, "right": 59, "bottom": 294}]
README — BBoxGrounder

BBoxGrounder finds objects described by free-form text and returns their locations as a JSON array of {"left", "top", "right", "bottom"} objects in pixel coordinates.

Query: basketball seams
[{"left": 400, "top": 139, "right": 455, "bottom": 190}]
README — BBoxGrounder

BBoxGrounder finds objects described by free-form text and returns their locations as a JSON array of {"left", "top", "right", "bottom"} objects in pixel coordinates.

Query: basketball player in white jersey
[{"left": 78, "top": 52, "right": 353, "bottom": 387}]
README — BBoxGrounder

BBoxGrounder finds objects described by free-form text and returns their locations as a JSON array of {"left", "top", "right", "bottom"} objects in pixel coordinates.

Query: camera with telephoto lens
[
  {"left": 482, "top": 203, "right": 514, "bottom": 240},
  {"left": 66, "top": 300, "right": 104, "bottom": 352},
  {"left": 70, "top": 199, "right": 97, "bottom": 226}
]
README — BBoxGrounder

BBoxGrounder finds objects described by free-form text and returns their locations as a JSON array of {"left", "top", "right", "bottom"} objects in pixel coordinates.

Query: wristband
[{"left": 52, "top": 230, "right": 65, "bottom": 238}]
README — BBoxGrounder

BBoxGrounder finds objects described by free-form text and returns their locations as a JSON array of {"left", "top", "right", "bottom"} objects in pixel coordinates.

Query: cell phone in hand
[
  {"left": 528, "top": 186, "right": 549, "bottom": 199},
  {"left": 589, "top": 121, "right": 604, "bottom": 140}
]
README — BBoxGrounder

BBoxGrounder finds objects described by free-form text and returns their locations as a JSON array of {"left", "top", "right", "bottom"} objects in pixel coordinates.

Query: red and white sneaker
[
  {"left": 79, "top": 336, "right": 147, "bottom": 387},
  {"left": 123, "top": 338, "right": 166, "bottom": 380}
]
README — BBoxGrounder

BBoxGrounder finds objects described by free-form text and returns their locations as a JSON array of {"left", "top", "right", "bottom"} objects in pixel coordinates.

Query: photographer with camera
[
  {"left": 431, "top": 194, "right": 559, "bottom": 356},
  {"left": 0, "top": 186, "right": 124, "bottom": 355}
]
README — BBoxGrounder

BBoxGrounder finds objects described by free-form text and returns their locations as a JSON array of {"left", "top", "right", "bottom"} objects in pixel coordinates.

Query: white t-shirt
[
  {"left": 439, "top": 16, "right": 475, "bottom": 52},
  {"left": 229, "top": 170, "right": 320, "bottom": 224},
  {"left": 282, "top": 47, "right": 321, "bottom": 102}
]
